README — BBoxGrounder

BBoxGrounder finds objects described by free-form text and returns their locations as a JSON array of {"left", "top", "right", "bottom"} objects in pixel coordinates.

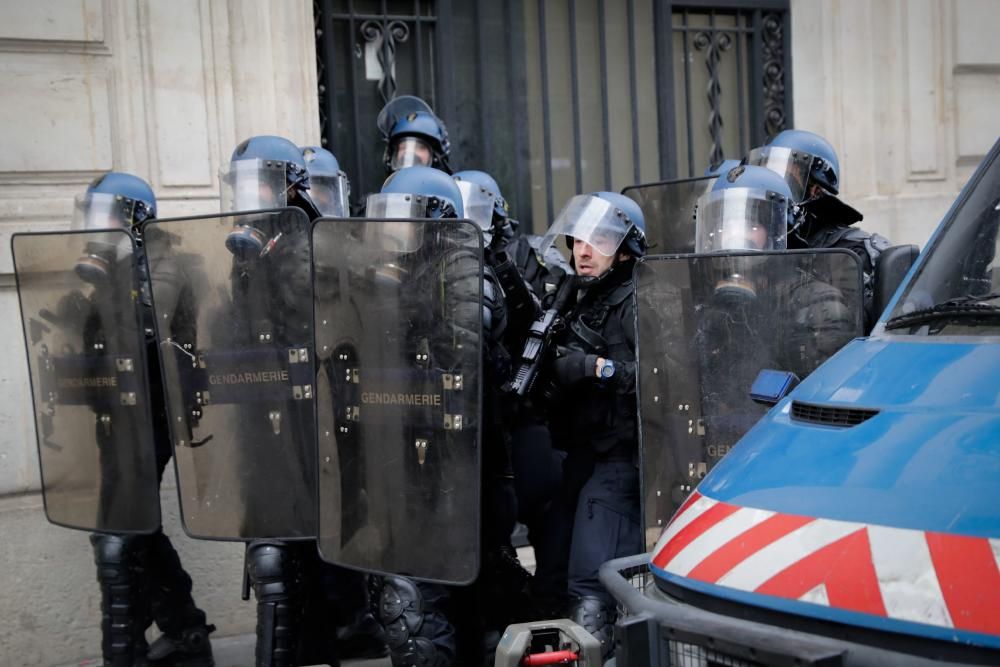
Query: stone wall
[
  {"left": 792, "top": 0, "right": 1000, "bottom": 249},
  {"left": 0, "top": 1, "right": 318, "bottom": 663}
]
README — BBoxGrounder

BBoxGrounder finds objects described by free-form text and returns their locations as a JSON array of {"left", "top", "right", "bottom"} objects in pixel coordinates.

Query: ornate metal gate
[
  {"left": 314, "top": 0, "right": 791, "bottom": 230},
  {"left": 660, "top": 1, "right": 792, "bottom": 179}
]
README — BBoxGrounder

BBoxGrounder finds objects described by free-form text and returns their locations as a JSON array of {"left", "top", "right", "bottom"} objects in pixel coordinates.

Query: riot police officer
[
  {"left": 452, "top": 170, "right": 540, "bottom": 338},
  {"left": 220, "top": 135, "right": 382, "bottom": 666},
  {"left": 694, "top": 164, "right": 857, "bottom": 389},
  {"left": 76, "top": 172, "right": 215, "bottom": 667},
  {"left": 745, "top": 129, "right": 890, "bottom": 330},
  {"left": 377, "top": 96, "right": 453, "bottom": 174},
  {"left": 301, "top": 145, "right": 351, "bottom": 218},
  {"left": 358, "top": 165, "right": 530, "bottom": 665},
  {"left": 452, "top": 169, "right": 573, "bottom": 617},
  {"left": 538, "top": 192, "right": 648, "bottom": 657},
  {"left": 300, "top": 142, "right": 389, "bottom": 661}
]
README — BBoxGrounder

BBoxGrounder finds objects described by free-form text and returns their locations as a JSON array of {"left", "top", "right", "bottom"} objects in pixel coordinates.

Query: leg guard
[
  {"left": 568, "top": 596, "right": 615, "bottom": 659},
  {"left": 246, "top": 541, "right": 301, "bottom": 667},
  {"left": 90, "top": 533, "right": 150, "bottom": 667},
  {"left": 374, "top": 576, "right": 454, "bottom": 666}
]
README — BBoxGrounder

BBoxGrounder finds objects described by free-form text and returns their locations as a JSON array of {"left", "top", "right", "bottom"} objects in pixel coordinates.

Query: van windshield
[{"left": 885, "top": 148, "right": 1000, "bottom": 335}]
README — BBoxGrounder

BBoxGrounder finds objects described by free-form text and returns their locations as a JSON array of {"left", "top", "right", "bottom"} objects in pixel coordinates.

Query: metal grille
[
  {"left": 522, "top": 0, "right": 790, "bottom": 228},
  {"left": 314, "top": 0, "right": 444, "bottom": 208},
  {"left": 666, "top": 2, "right": 791, "bottom": 178},
  {"left": 669, "top": 643, "right": 763, "bottom": 667},
  {"left": 615, "top": 559, "right": 657, "bottom": 618},
  {"left": 612, "top": 560, "right": 762, "bottom": 667},
  {"left": 314, "top": 1, "right": 790, "bottom": 230},
  {"left": 791, "top": 401, "right": 879, "bottom": 427}
]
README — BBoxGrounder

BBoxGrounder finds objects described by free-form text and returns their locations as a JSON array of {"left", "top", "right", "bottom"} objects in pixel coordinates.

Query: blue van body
[{"left": 603, "top": 139, "right": 1000, "bottom": 665}]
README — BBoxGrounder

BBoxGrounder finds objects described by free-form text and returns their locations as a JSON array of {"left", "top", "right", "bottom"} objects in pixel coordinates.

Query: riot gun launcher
[{"left": 506, "top": 276, "right": 575, "bottom": 397}]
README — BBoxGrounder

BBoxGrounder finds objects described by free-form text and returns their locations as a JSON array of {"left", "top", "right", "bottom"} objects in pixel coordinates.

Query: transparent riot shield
[
  {"left": 13, "top": 230, "right": 160, "bottom": 533},
  {"left": 312, "top": 217, "right": 483, "bottom": 584},
  {"left": 143, "top": 209, "right": 316, "bottom": 540},
  {"left": 636, "top": 249, "right": 863, "bottom": 549},
  {"left": 622, "top": 176, "right": 716, "bottom": 254}
]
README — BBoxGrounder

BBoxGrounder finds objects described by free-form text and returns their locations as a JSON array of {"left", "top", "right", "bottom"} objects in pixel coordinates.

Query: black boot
[{"left": 147, "top": 623, "right": 216, "bottom": 667}]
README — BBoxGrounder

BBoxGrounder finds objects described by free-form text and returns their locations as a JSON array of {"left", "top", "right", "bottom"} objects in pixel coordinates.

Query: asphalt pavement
[
  {"left": 64, "top": 635, "right": 390, "bottom": 667},
  {"left": 61, "top": 546, "right": 536, "bottom": 666}
]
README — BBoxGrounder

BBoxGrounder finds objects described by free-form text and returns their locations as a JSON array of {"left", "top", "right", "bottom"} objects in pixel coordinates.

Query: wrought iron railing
[{"left": 313, "top": 0, "right": 791, "bottom": 230}]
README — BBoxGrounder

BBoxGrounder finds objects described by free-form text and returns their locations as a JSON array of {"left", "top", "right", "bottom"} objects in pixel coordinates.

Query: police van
[
  {"left": 596, "top": 140, "right": 1000, "bottom": 666},
  {"left": 499, "top": 140, "right": 1000, "bottom": 666}
]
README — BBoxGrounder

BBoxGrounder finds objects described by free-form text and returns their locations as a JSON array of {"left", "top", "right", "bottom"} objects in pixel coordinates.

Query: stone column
[{"left": 0, "top": 1, "right": 319, "bottom": 662}]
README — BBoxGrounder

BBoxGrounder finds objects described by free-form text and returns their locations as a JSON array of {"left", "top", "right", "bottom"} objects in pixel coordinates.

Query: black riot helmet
[
  {"left": 746, "top": 129, "right": 841, "bottom": 202},
  {"left": 541, "top": 191, "right": 648, "bottom": 260},
  {"left": 452, "top": 170, "right": 513, "bottom": 245},
  {"left": 221, "top": 135, "right": 320, "bottom": 217},
  {"left": 221, "top": 135, "right": 321, "bottom": 258},
  {"left": 364, "top": 166, "right": 464, "bottom": 255},
  {"left": 73, "top": 172, "right": 157, "bottom": 231},
  {"left": 694, "top": 165, "right": 793, "bottom": 253},
  {"left": 747, "top": 130, "right": 863, "bottom": 229},
  {"left": 301, "top": 145, "right": 351, "bottom": 217},
  {"left": 378, "top": 96, "right": 452, "bottom": 174},
  {"left": 72, "top": 172, "right": 156, "bottom": 283}
]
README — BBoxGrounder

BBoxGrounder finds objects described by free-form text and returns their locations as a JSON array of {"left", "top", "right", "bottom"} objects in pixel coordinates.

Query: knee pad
[
  {"left": 375, "top": 577, "right": 453, "bottom": 664},
  {"left": 91, "top": 533, "right": 138, "bottom": 564},
  {"left": 90, "top": 534, "right": 146, "bottom": 583},
  {"left": 247, "top": 541, "right": 299, "bottom": 600},
  {"left": 391, "top": 636, "right": 445, "bottom": 667},
  {"left": 377, "top": 576, "right": 425, "bottom": 649},
  {"left": 569, "top": 596, "right": 614, "bottom": 658}
]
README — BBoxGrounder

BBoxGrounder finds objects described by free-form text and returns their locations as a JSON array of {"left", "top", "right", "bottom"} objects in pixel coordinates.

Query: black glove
[
  {"left": 553, "top": 349, "right": 598, "bottom": 385},
  {"left": 489, "top": 219, "right": 516, "bottom": 254}
]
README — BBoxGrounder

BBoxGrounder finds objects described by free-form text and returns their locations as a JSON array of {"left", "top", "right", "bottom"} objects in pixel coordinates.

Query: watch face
[{"left": 600, "top": 361, "right": 615, "bottom": 378}]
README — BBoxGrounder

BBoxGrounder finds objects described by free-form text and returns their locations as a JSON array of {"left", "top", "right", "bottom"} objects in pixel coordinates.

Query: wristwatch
[{"left": 598, "top": 358, "right": 616, "bottom": 379}]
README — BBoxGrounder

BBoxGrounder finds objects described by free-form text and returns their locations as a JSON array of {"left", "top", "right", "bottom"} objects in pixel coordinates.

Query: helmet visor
[
  {"left": 390, "top": 137, "right": 434, "bottom": 170},
  {"left": 309, "top": 173, "right": 350, "bottom": 217},
  {"left": 365, "top": 192, "right": 428, "bottom": 219},
  {"left": 219, "top": 159, "right": 288, "bottom": 213},
  {"left": 745, "top": 146, "right": 813, "bottom": 202},
  {"left": 540, "top": 194, "right": 635, "bottom": 257},
  {"left": 695, "top": 188, "right": 788, "bottom": 252},
  {"left": 364, "top": 193, "right": 427, "bottom": 253},
  {"left": 455, "top": 181, "right": 495, "bottom": 231},
  {"left": 72, "top": 192, "right": 146, "bottom": 230}
]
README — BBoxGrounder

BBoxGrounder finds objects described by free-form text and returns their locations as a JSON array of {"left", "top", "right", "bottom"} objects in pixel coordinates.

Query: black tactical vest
[{"left": 560, "top": 265, "right": 638, "bottom": 456}]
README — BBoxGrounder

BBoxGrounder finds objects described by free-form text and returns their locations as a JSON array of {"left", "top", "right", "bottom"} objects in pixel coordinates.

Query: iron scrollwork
[
  {"left": 693, "top": 30, "right": 734, "bottom": 170},
  {"left": 361, "top": 19, "right": 411, "bottom": 103},
  {"left": 761, "top": 12, "right": 786, "bottom": 139},
  {"left": 314, "top": 1, "right": 328, "bottom": 146}
]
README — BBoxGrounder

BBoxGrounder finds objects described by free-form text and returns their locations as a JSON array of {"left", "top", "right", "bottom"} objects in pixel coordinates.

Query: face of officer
[
  {"left": 573, "top": 238, "right": 622, "bottom": 277},
  {"left": 392, "top": 137, "right": 433, "bottom": 169}
]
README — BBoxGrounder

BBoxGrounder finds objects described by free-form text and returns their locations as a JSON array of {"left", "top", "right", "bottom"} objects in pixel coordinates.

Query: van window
[{"left": 885, "top": 150, "right": 1000, "bottom": 335}]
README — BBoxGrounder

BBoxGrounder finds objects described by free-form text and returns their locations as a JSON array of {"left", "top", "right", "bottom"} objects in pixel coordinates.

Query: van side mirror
[
  {"left": 750, "top": 369, "right": 800, "bottom": 407},
  {"left": 874, "top": 244, "right": 920, "bottom": 319}
]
